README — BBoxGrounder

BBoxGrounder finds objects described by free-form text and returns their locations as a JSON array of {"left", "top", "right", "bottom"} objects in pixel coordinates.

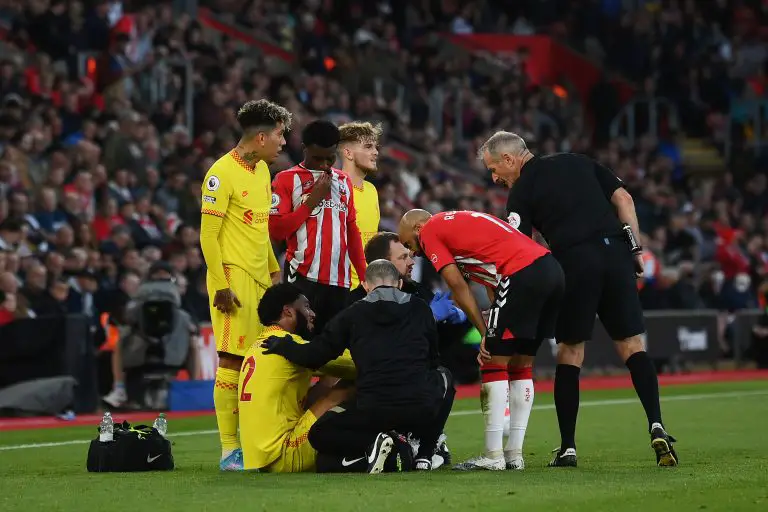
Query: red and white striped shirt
[
  {"left": 269, "top": 164, "right": 366, "bottom": 288},
  {"left": 419, "top": 210, "right": 549, "bottom": 288}
]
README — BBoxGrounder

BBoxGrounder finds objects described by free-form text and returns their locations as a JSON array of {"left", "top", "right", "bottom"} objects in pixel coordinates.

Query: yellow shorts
[
  {"left": 208, "top": 265, "right": 266, "bottom": 357},
  {"left": 265, "top": 410, "right": 318, "bottom": 473}
]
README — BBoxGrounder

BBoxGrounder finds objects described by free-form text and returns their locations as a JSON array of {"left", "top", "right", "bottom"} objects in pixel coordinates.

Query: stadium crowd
[{"left": 0, "top": 0, "right": 767, "bottom": 372}]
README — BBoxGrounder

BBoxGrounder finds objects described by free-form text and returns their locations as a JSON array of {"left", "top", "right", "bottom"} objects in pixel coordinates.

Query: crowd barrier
[
  {"left": 194, "top": 309, "right": 764, "bottom": 377},
  {"left": 0, "top": 309, "right": 763, "bottom": 411}
]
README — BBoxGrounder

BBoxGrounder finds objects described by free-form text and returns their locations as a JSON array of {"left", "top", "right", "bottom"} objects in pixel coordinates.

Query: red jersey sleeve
[
  {"left": 419, "top": 220, "right": 455, "bottom": 272},
  {"left": 344, "top": 175, "right": 366, "bottom": 278},
  {"left": 269, "top": 170, "right": 313, "bottom": 241}
]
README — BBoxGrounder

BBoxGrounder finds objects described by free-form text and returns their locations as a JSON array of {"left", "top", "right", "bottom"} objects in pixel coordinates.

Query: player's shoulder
[
  {"left": 203, "top": 152, "right": 237, "bottom": 188},
  {"left": 206, "top": 151, "right": 238, "bottom": 175},
  {"left": 363, "top": 180, "right": 379, "bottom": 194}
]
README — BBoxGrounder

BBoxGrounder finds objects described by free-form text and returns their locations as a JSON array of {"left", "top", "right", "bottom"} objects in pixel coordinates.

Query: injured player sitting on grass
[
  {"left": 262, "top": 260, "right": 456, "bottom": 473},
  {"left": 237, "top": 283, "right": 357, "bottom": 473}
]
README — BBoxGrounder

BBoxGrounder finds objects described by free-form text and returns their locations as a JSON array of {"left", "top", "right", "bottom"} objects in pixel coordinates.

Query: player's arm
[
  {"left": 596, "top": 160, "right": 643, "bottom": 274},
  {"left": 268, "top": 171, "right": 331, "bottom": 240},
  {"left": 317, "top": 349, "right": 356, "bottom": 380},
  {"left": 199, "top": 172, "right": 233, "bottom": 292},
  {"left": 440, "top": 264, "right": 485, "bottom": 336},
  {"left": 262, "top": 309, "right": 350, "bottom": 369},
  {"left": 345, "top": 178, "right": 367, "bottom": 279}
]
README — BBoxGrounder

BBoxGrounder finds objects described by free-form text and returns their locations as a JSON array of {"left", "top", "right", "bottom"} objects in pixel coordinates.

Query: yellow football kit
[
  {"left": 200, "top": 150, "right": 280, "bottom": 357},
  {"left": 349, "top": 180, "right": 380, "bottom": 288},
  {"left": 238, "top": 326, "right": 355, "bottom": 473}
]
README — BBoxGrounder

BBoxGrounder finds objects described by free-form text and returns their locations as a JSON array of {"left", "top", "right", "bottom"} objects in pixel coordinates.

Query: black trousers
[
  {"left": 286, "top": 264, "right": 350, "bottom": 333},
  {"left": 308, "top": 367, "right": 455, "bottom": 460}
]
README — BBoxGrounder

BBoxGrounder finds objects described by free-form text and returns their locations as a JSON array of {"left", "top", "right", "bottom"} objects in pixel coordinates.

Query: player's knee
[
  {"left": 556, "top": 342, "right": 585, "bottom": 366},
  {"left": 614, "top": 335, "right": 644, "bottom": 361}
]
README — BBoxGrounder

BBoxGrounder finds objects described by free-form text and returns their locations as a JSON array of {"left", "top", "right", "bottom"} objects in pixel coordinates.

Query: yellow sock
[{"left": 214, "top": 367, "right": 240, "bottom": 457}]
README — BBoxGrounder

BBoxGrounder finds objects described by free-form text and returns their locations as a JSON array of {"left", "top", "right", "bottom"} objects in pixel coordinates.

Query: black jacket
[
  {"left": 345, "top": 278, "right": 434, "bottom": 307},
  {"left": 270, "top": 286, "right": 441, "bottom": 411}
]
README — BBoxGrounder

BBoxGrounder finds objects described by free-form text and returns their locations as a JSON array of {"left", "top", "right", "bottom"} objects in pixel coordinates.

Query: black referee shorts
[
  {"left": 285, "top": 264, "right": 350, "bottom": 333},
  {"left": 553, "top": 236, "right": 645, "bottom": 343},
  {"left": 485, "top": 254, "right": 565, "bottom": 357}
]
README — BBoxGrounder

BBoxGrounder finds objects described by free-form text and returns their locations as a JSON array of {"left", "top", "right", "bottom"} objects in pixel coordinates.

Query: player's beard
[
  {"left": 295, "top": 312, "right": 313, "bottom": 339},
  {"left": 355, "top": 157, "right": 376, "bottom": 177}
]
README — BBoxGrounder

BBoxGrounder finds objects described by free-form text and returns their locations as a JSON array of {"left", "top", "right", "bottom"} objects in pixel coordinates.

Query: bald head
[
  {"left": 364, "top": 259, "right": 401, "bottom": 291},
  {"left": 398, "top": 209, "right": 432, "bottom": 255}
]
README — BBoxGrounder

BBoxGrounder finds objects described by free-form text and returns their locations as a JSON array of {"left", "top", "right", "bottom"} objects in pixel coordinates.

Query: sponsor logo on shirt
[
  {"left": 203, "top": 195, "right": 216, "bottom": 204},
  {"left": 301, "top": 195, "right": 348, "bottom": 216}
]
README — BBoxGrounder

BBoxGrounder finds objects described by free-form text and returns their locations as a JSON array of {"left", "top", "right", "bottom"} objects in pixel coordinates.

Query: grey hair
[
  {"left": 365, "top": 259, "right": 401, "bottom": 287},
  {"left": 477, "top": 131, "right": 528, "bottom": 160}
]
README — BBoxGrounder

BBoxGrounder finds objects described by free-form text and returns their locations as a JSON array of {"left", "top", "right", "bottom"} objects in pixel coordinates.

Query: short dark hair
[
  {"left": 364, "top": 232, "right": 399, "bottom": 264},
  {"left": 236, "top": 99, "right": 292, "bottom": 133},
  {"left": 0, "top": 218, "right": 23, "bottom": 233},
  {"left": 302, "top": 120, "right": 340, "bottom": 148},
  {"left": 257, "top": 283, "right": 303, "bottom": 326}
]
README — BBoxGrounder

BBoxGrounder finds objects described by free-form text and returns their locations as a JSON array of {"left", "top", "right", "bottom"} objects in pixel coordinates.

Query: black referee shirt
[{"left": 505, "top": 153, "right": 625, "bottom": 253}]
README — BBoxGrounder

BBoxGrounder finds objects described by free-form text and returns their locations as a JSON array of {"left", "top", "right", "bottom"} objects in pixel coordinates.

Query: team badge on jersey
[
  {"left": 271, "top": 193, "right": 280, "bottom": 208},
  {"left": 338, "top": 181, "right": 348, "bottom": 196},
  {"left": 507, "top": 212, "right": 521, "bottom": 229},
  {"left": 206, "top": 175, "right": 220, "bottom": 192}
]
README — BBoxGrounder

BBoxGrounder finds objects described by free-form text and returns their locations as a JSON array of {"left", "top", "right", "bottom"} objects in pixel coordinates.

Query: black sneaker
[
  {"left": 651, "top": 425, "right": 679, "bottom": 467},
  {"left": 366, "top": 433, "right": 394, "bottom": 474},
  {"left": 547, "top": 447, "right": 577, "bottom": 467}
]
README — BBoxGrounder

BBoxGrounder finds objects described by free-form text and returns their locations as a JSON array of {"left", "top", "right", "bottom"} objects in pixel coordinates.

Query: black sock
[
  {"left": 554, "top": 364, "right": 581, "bottom": 450},
  {"left": 625, "top": 351, "right": 662, "bottom": 430}
]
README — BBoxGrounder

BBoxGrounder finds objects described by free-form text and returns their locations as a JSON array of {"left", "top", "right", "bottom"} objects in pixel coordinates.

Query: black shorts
[
  {"left": 553, "top": 236, "right": 645, "bottom": 343},
  {"left": 285, "top": 264, "right": 350, "bottom": 333},
  {"left": 485, "top": 254, "right": 565, "bottom": 357}
]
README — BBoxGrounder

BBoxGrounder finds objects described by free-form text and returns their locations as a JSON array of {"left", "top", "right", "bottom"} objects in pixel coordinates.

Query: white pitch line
[{"left": 1, "top": 389, "right": 765, "bottom": 452}]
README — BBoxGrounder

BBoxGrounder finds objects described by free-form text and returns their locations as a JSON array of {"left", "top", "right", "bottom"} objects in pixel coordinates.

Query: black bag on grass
[{"left": 87, "top": 421, "right": 174, "bottom": 472}]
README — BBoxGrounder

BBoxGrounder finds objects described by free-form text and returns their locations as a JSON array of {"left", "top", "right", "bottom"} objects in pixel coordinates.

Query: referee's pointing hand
[{"left": 213, "top": 288, "right": 242, "bottom": 314}]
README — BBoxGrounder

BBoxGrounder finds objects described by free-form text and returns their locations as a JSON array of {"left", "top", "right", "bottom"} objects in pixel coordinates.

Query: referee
[{"left": 478, "top": 131, "right": 678, "bottom": 468}]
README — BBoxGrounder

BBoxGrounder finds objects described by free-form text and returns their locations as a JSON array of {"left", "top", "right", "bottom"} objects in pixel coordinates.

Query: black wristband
[{"left": 621, "top": 224, "right": 642, "bottom": 254}]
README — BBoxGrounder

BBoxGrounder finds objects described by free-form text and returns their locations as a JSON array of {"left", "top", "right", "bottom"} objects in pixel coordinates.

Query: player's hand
[
  {"left": 306, "top": 172, "right": 332, "bottom": 208},
  {"left": 633, "top": 253, "right": 644, "bottom": 279},
  {"left": 261, "top": 335, "right": 293, "bottom": 355},
  {"left": 477, "top": 336, "right": 492, "bottom": 365},
  {"left": 213, "top": 288, "right": 241, "bottom": 314}
]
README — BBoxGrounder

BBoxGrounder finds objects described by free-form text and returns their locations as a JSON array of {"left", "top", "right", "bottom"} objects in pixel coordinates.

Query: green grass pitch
[{"left": 1, "top": 380, "right": 767, "bottom": 512}]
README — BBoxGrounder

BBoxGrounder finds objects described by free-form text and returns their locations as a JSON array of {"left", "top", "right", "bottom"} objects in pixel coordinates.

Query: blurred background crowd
[{"left": 1, "top": 0, "right": 768, "bottom": 384}]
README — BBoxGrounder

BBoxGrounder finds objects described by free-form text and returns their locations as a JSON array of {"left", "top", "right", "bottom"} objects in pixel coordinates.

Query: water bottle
[
  {"left": 98, "top": 412, "right": 114, "bottom": 442},
  {"left": 153, "top": 413, "right": 168, "bottom": 438}
]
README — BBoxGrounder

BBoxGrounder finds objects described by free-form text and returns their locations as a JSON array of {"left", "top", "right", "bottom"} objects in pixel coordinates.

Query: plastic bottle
[
  {"left": 98, "top": 412, "right": 114, "bottom": 442},
  {"left": 153, "top": 413, "right": 168, "bottom": 437}
]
